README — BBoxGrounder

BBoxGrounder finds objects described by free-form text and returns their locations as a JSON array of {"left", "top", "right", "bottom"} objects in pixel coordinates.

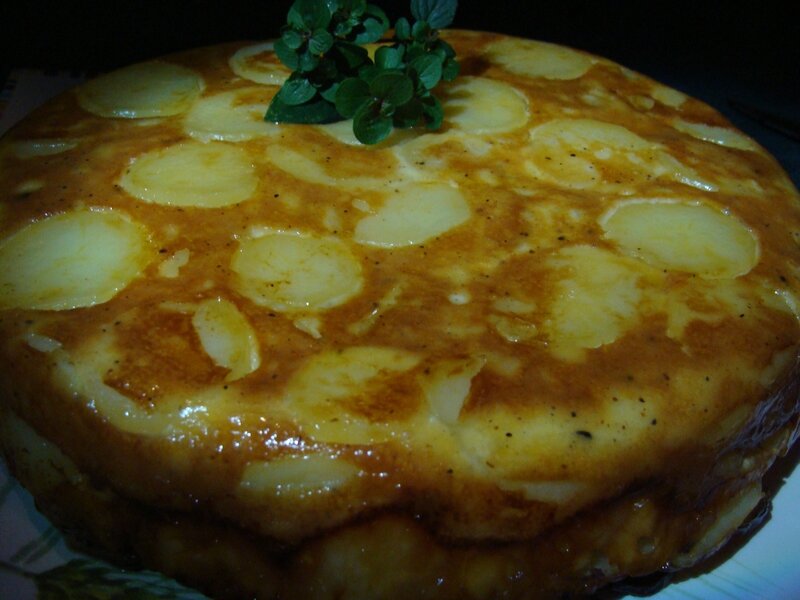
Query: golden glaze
[{"left": 1, "top": 31, "right": 799, "bottom": 598}]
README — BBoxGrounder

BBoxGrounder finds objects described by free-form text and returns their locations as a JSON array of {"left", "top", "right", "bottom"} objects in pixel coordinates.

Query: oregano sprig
[
  {"left": 266, "top": 0, "right": 390, "bottom": 124},
  {"left": 266, "top": 0, "right": 459, "bottom": 144}
]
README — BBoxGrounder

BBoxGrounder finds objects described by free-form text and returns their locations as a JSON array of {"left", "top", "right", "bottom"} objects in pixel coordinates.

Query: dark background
[
  {"left": 1, "top": 0, "right": 798, "bottom": 180},
  {"left": 2, "top": 1, "right": 797, "bottom": 96}
]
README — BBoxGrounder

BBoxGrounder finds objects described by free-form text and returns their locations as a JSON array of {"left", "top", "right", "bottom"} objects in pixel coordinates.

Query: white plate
[{"left": 1, "top": 452, "right": 798, "bottom": 599}]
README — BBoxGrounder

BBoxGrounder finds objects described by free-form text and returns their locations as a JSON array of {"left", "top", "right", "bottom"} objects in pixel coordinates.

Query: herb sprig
[{"left": 266, "top": 0, "right": 459, "bottom": 144}]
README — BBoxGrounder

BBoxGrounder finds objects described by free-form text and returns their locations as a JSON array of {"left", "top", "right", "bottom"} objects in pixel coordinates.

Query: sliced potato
[
  {"left": 232, "top": 231, "right": 363, "bottom": 312},
  {"left": 77, "top": 61, "right": 204, "bottom": 118},
  {"left": 119, "top": 142, "right": 257, "bottom": 208},
  {"left": 0, "top": 210, "right": 152, "bottom": 310},
  {"left": 354, "top": 183, "right": 471, "bottom": 247},
  {"left": 486, "top": 38, "right": 593, "bottom": 80},
  {"left": 544, "top": 245, "right": 647, "bottom": 360},
  {"left": 282, "top": 346, "right": 420, "bottom": 444},
  {"left": 444, "top": 77, "right": 529, "bottom": 134},
  {"left": 192, "top": 297, "right": 261, "bottom": 382},
  {"left": 184, "top": 87, "right": 280, "bottom": 142},
  {"left": 240, "top": 454, "right": 361, "bottom": 497},
  {"left": 229, "top": 42, "right": 290, "bottom": 86},
  {"left": 600, "top": 199, "right": 759, "bottom": 278},
  {"left": 672, "top": 119, "right": 759, "bottom": 151}
]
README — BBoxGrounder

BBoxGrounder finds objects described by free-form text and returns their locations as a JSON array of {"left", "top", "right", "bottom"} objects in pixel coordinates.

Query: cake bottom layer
[{"left": 1, "top": 405, "right": 796, "bottom": 599}]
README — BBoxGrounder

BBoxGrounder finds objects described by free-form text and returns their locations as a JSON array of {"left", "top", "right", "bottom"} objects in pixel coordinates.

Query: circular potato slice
[
  {"left": 184, "top": 87, "right": 280, "bottom": 142},
  {"left": 77, "top": 61, "right": 204, "bottom": 118},
  {"left": 229, "top": 42, "right": 290, "bottom": 86},
  {"left": 119, "top": 142, "right": 257, "bottom": 208},
  {"left": 0, "top": 210, "right": 152, "bottom": 310},
  {"left": 600, "top": 199, "right": 759, "bottom": 278},
  {"left": 486, "top": 38, "right": 594, "bottom": 80},
  {"left": 232, "top": 232, "right": 363, "bottom": 312},
  {"left": 444, "top": 77, "right": 530, "bottom": 134},
  {"left": 354, "top": 183, "right": 471, "bottom": 247}
]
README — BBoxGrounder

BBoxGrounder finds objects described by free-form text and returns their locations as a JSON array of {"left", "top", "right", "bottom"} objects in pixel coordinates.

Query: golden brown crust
[{"left": 1, "top": 30, "right": 800, "bottom": 598}]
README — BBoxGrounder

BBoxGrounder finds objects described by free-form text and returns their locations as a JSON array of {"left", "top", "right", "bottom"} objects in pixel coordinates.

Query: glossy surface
[{"left": 1, "top": 31, "right": 799, "bottom": 598}]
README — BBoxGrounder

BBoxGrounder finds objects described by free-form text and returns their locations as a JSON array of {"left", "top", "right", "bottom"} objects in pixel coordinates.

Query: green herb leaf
[
  {"left": 421, "top": 94, "right": 444, "bottom": 129},
  {"left": 393, "top": 97, "right": 424, "bottom": 128},
  {"left": 354, "top": 102, "right": 393, "bottom": 144},
  {"left": 309, "top": 29, "right": 335, "bottom": 54},
  {"left": 394, "top": 17, "right": 412, "bottom": 40},
  {"left": 273, "top": 39, "right": 300, "bottom": 70},
  {"left": 410, "top": 0, "right": 458, "bottom": 29},
  {"left": 409, "top": 54, "right": 442, "bottom": 90},
  {"left": 375, "top": 45, "right": 404, "bottom": 69},
  {"left": 355, "top": 5, "right": 390, "bottom": 44},
  {"left": 411, "top": 19, "right": 431, "bottom": 41},
  {"left": 282, "top": 29, "right": 305, "bottom": 50},
  {"left": 295, "top": 0, "right": 333, "bottom": 30},
  {"left": 287, "top": 5, "right": 306, "bottom": 29},
  {"left": 298, "top": 51, "right": 321, "bottom": 72},
  {"left": 335, "top": 77, "right": 371, "bottom": 117},
  {"left": 266, "top": 95, "right": 343, "bottom": 123},
  {"left": 320, "top": 82, "right": 341, "bottom": 102},
  {"left": 442, "top": 58, "right": 459, "bottom": 81},
  {"left": 266, "top": 0, "right": 459, "bottom": 144},
  {"left": 356, "top": 15, "right": 388, "bottom": 44},
  {"left": 369, "top": 72, "right": 414, "bottom": 107},
  {"left": 276, "top": 76, "right": 317, "bottom": 105},
  {"left": 329, "top": 40, "right": 370, "bottom": 71}
]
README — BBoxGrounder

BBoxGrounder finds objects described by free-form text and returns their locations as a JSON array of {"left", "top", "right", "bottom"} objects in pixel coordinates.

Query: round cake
[{"left": 1, "top": 30, "right": 799, "bottom": 599}]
